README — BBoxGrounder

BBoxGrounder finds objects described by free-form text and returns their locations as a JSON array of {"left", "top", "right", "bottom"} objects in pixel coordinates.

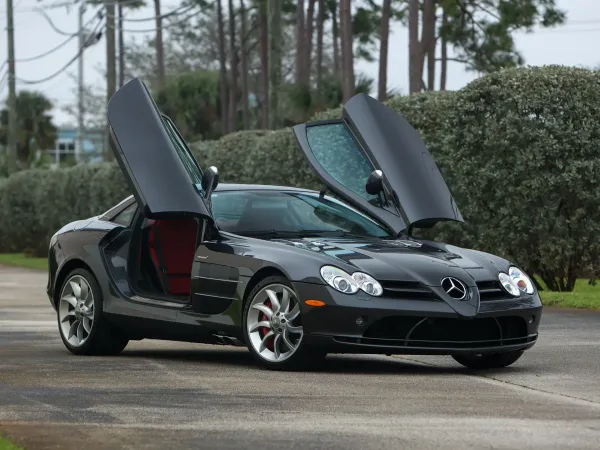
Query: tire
[
  {"left": 452, "top": 350, "right": 524, "bottom": 370},
  {"left": 57, "top": 268, "right": 129, "bottom": 356},
  {"left": 242, "top": 275, "right": 326, "bottom": 371}
]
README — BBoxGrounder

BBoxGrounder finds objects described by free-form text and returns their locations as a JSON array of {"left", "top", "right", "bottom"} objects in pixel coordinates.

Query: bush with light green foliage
[{"left": 0, "top": 65, "right": 597, "bottom": 294}]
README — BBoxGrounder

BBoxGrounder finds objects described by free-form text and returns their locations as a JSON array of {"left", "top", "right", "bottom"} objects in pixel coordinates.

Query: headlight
[
  {"left": 320, "top": 266, "right": 383, "bottom": 296},
  {"left": 498, "top": 272, "right": 521, "bottom": 297},
  {"left": 509, "top": 266, "right": 535, "bottom": 294}
]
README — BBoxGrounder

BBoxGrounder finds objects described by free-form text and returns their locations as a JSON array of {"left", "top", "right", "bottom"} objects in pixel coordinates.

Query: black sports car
[{"left": 47, "top": 77, "right": 542, "bottom": 370}]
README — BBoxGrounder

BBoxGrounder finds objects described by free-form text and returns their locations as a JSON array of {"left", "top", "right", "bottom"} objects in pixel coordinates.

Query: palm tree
[{"left": 0, "top": 91, "right": 57, "bottom": 169}]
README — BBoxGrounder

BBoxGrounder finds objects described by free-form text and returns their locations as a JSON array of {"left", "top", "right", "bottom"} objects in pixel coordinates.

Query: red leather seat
[{"left": 148, "top": 218, "right": 198, "bottom": 296}]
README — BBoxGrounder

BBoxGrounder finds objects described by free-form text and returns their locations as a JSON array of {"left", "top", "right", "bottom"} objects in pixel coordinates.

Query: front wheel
[
  {"left": 57, "top": 268, "right": 129, "bottom": 356},
  {"left": 243, "top": 276, "right": 325, "bottom": 371},
  {"left": 452, "top": 350, "right": 524, "bottom": 370}
]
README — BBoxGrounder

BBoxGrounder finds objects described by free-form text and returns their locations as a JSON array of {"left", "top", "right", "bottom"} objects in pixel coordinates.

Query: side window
[
  {"left": 162, "top": 116, "right": 204, "bottom": 194},
  {"left": 305, "top": 123, "right": 378, "bottom": 204},
  {"left": 111, "top": 203, "right": 138, "bottom": 227}
]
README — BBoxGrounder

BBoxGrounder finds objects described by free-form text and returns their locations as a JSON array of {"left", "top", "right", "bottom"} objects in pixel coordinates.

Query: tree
[
  {"left": 154, "top": 0, "right": 166, "bottom": 89},
  {"left": 216, "top": 0, "right": 229, "bottom": 133},
  {"left": 228, "top": 0, "right": 239, "bottom": 132},
  {"left": 408, "top": 0, "right": 567, "bottom": 93},
  {"left": 378, "top": 0, "right": 391, "bottom": 101},
  {"left": 0, "top": 91, "right": 57, "bottom": 168},
  {"left": 269, "top": 0, "right": 284, "bottom": 129},
  {"left": 240, "top": 0, "right": 250, "bottom": 129},
  {"left": 339, "top": 0, "right": 354, "bottom": 102}
]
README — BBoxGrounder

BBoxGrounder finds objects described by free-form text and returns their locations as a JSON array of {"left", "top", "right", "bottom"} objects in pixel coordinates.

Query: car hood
[{"left": 272, "top": 236, "right": 511, "bottom": 317}]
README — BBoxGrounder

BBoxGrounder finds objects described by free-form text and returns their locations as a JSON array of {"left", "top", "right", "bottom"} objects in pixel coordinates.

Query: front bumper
[{"left": 292, "top": 281, "right": 542, "bottom": 355}]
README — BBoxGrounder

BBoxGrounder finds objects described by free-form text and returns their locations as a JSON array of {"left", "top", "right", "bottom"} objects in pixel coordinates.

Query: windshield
[{"left": 211, "top": 190, "right": 392, "bottom": 238}]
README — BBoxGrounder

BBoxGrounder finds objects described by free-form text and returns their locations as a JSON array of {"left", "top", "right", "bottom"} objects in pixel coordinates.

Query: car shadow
[{"left": 120, "top": 347, "right": 467, "bottom": 375}]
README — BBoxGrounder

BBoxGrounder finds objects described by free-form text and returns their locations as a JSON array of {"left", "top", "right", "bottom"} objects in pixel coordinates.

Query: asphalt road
[{"left": 1, "top": 265, "right": 599, "bottom": 450}]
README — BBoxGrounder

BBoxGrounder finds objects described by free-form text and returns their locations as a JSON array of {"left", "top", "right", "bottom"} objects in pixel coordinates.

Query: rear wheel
[
  {"left": 57, "top": 268, "right": 129, "bottom": 356},
  {"left": 243, "top": 276, "right": 326, "bottom": 370},
  {"left": 452, "top": 350, "right": 524, "bottom": 370}
]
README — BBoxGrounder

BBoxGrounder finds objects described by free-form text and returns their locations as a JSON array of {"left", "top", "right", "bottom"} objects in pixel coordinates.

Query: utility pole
[
  {"left": 5, "top": 0, "right": 18, "bottom": 174},
  {"left": 77, "top": 2, "right": 85, "bottom": 164}
]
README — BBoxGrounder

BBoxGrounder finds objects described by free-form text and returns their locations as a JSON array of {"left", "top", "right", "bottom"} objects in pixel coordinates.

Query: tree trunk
[
  {"left": 240, "top": 0, "right": 250, "bottom": 129},
  {"left": 269, "top": 0, "right": 283, "bottom": 129},
  {"left": 216, "top": 0, "right": 229, "bottom": 134},
  {"left": 423, "top": 0, "right": 436, "bottom": 91},
  {"left": 228, "top": 0, "right": 238, "bottom": 132},
  {"left": 305, "top": 0, "right": 316, "bottom": 86},
  {"left": 378, "top": 0, "right": 391, "bottom": 101},
  {"left": 408, "top": 0, "right": 420, "bottom": 93},
  {"left": 105, "top": 1, "right": 116, "bottom": 160},
  {"left": 295, "top": 0, "right": 306, "bottom": 85},
  {"left": 339, "top": 0, "right": 354, "bottom": 102},
  {"left": 440, "top": 9, "right": 448, "bottom": 91},
  {"left": 316, "top": 0, "right": 324, "bottom": 91},
  {"left": 259, "top": 0, "right": 269, "bottom": 129},
  {"left": 331, "top": 1, "right": 340, "bottom": 79},
  {"left": 154, "top": 0, "right": 165, "bottom": 90},
  {"left": 118, "top": 3, "right": 125, "bottom": 87}
]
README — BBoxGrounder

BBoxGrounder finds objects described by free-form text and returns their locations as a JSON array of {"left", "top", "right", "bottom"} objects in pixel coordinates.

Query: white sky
[{"left": 1, "top": 0, "right": 599, "bottom": 126}]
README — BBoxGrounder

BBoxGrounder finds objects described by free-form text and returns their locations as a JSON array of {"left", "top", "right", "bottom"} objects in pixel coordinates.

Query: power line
[
  {"left": 109, "top": 6, "right": 202, "bottom": 33},
  {"left": 14, "top": 11, "right": 104, "bottom": 63},
  {"left": 106, "top": 3, "right": 196, "bottom": 23},
  {"left": 16, "top": 18, "right": 105, "bottom": 85}
]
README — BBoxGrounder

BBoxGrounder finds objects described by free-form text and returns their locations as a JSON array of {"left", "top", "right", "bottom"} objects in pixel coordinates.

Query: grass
[
  {"left": 538, "top": 278, "right": 600, "bottom": 310},
  {"left": 0, "top": 253, "right": 47, "bottom": 271},
  {"left": 0, "top": 436, "right": 24, "bottom": 450},
  {"left": 0, "top": 253, "right": 597, "bottom": 309}
]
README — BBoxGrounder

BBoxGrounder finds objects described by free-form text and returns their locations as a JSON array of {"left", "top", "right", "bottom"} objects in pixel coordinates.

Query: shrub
[{"left": 438, "top": 65, "right": 600, "bottom": 291}]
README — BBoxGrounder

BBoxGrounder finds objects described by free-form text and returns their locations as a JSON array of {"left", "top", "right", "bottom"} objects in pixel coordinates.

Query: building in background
[{"left": 45, "top": 125, "right": 106, "bottom": 167}]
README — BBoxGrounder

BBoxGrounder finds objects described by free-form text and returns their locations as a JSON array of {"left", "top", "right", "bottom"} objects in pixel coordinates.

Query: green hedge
[{"left": 0, "top": 65, "right": 598, "bottom": 289}]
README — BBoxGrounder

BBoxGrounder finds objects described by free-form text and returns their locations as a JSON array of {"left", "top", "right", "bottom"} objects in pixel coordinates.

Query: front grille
[
  {"left": 359, "top": 315, "right": 532, "bottom": 349},
  {"left": 380, "top": 281, "right": 440, "bottom": 301},
  {"left": 476, "top": 280, "right": 511, "bottom": 301}
]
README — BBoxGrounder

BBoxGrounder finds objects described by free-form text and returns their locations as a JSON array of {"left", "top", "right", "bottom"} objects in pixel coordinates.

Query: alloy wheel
[
  {"left": 246, "top": 283, "right": 303, "bottom": 362},
  {"left": 58, "top": 275, "right": 95, "bottom": 347}
]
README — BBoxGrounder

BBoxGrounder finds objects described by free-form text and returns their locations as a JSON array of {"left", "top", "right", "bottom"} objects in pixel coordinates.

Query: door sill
[{"left": 129, "top": 294, "right": 188, "bottom": 309}]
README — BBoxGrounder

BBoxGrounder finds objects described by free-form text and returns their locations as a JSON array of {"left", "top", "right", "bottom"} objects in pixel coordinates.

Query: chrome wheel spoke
[
  {"left": 61, "top": 295, "right": 77, "bottom": 307},
  {"left": 251, "top": 303, "right": 273, "bottom": 319},
  {"left": 68, "top": 321, "right": 79, "bottom": 340},
  {"left": 280, "top": 289, "right": 290, "bottom": 314},
  {"left": 286, "top": 324, "right": 302, "bottom": 334},
  {"left": 83, "top": 316, "right": 92, "bottom": 334},
  {"left": 61, "top": 310, "right": 75, "bottom": 323},
  {"left": 285, "top": 304, "right": 300, "bottom": 321},
  {"left": 272, "top": 334, "right": 282, "bottom": 359},
  {"left": 77, "top": 321, "right": 84, "bottom": 342},
  {"left": 266, "top": 289, "right": 281, "bottom": 313},
  {"left": 80, "top": 281, "right": 89, "bottom": 302},
  {"left": 259, "top": 331, "right": 274, "bottom": 353},
  {"left": 70, "top": 280, "right": 81, "bottom": 300},
  {"left": 249, "top": 320, "right": 270, "bottom": 333},
  {"left": 282, "top": 329, "right": 295, "bottom": 351}
]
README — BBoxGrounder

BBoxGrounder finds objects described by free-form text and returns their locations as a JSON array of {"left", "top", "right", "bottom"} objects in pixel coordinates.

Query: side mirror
[
  {"left": 365, "top": 170, "right": 384, "bottom": 195},
  {"left": 202, "top": 166, "right": 219, "bottom": 199}
]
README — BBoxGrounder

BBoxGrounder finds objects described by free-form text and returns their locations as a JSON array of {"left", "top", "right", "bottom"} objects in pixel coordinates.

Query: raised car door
[
  {"left": 107, "top": 77, "right": 213, "bottom": 222},
  {"left": 293, "top": 93, "right": 463, "bottom": 235}
]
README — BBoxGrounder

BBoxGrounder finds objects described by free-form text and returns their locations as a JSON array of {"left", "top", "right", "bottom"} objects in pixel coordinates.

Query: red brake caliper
[{"left": 260, "top": 300, "right": 274, "bottom": 351}]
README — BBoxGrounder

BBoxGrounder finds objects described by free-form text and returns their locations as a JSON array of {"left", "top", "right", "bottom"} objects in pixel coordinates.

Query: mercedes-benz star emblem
[{"left": 441, "top": 277, "right": 468, "bottom": 300}]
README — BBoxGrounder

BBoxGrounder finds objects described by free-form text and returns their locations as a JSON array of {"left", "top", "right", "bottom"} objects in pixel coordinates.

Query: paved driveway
[{"left": 0, "top": 265, "right": 599, "bottom": 449}]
